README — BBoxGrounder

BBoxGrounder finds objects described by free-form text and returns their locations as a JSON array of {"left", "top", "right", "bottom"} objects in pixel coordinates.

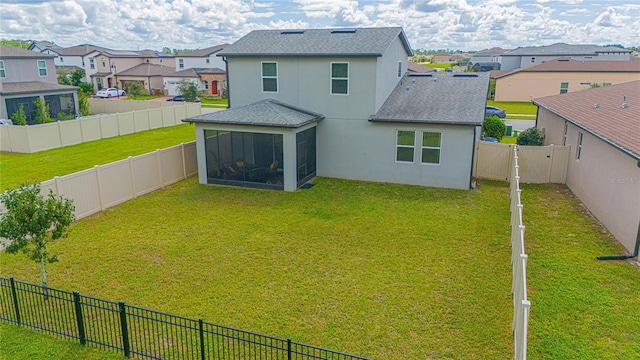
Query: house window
[
  {"left": 331, "top": 62, "right": 349, "bottom": 95},
  {"left": 421, "top": 132, "right": 442, "bottom": 164},
  {"left": 530, "top": 57, "right": 536, "bottom": 63},
  {"left": 37, "top": 60, "right": 47, "bottom": 76},
  {"left": 90, "top": 58, "right": 95, "bottom": 69},
  {"left": 82, "top": 59, "right": 85, "bottom": 66},
  {"left": 397, "top": 61, "right": 402, "bottom": 77},
  {"left": 179, "top": 59, "right": 184, "bottom": 69},
  {"left": 261, "top": 62, "right": 278, "bottom": 93},
  {"left": 60, "top": 57, "right": 64, "bottom": 62},
  {"left": 96, "top": 77, "right": 103, "bottom": 90},
  {"left": 204, "top": 81, "right": 209, "bottom": 90},
  {"left": 0, "top": 61, "right": 5, "bottom": 78},
  {"left": 576, "top": 132, "right": 583, "bottom": 160},
  {"left": 560, "top": 82, "right": 569, "bottom": 94},
  {"left": 396, "top": 130, "right": 415, "bottom": 162},
  {"left": 206, "top": 58, "right": 210, "bottom": 64},
  {"left": 562, "top": 122, "right": 568, "bottom": 146},
  {"left": 102, "top": 61, "right": 106, "bottom": 68}
]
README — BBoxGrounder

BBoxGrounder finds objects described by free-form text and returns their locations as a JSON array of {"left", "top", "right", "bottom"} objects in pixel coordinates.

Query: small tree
[
  {"left": 0, "top": 183, "right": 75, "bottom": 289},
  {"left": 10, "top": 104, "right": 27, "bottom": 125},
  {"left": 78, "top": 91, "right": 90, "bottom": 116},
  {"left": 483, "top": 116, "right": 507, "bottom": 141},
  {"left": 177, "top": 79, "right": 199, "bottom": 102},
  {"left": 126, "top": 81, "right": 145, "bottom": 99},
  {"left": 516, "top": 127, "right": 544, "bottom": 146},
  {"left": 33, "top": 97, "right": 53, "bottom": 124}
]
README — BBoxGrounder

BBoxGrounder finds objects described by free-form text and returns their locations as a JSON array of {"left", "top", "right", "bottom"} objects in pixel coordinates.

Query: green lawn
[
  {"left": 0, "top": 323, "right": 124, "bottom": 359},
  {"left": 1, "top": 177, "right": 637, "bottom": 359},
  {"left": 200, "top": 96, "right": 228, "bottom": 105},
  {"left": 0, "top": 124, "right": 195, "bottom": 192},
  {"left": 419, "top": 63, "right": 452, "bottom": 69},
  {"left": 125, "top": 95, "right": 163, "bottom": 101},
  {"left": 487, "top": 101, "right": 537, "bottom": 116}
]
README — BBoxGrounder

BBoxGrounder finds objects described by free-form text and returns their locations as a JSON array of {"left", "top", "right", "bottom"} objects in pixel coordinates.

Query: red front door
[{"left": 212, "top": 81, "right": 218, "bottom": 95}]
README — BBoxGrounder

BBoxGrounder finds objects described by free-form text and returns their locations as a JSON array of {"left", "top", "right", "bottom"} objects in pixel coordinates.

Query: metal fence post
[
  {"left": 9, "top": 277, "right": 21, "bottom": 325},
  {"left": 73, "top": 292, "right": 86, "bottom": 345},
  {"left": 119, "top": 301, "right": 131, "bottom": 358},
  {"left": 199, "top": 319, "right": 205, "bottom": 360},
  {"left": 287, "top": 338, "right": 292, "bottom": 360}
]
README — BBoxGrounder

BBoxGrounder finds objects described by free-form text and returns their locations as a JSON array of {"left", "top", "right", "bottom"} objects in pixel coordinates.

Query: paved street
[{"left": 505, "top": 119, "right": 535, "bottom": 131}]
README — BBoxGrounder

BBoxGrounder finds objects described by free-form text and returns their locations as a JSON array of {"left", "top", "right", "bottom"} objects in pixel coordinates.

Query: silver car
[{"left": 96, "top": 88, "right": 126, "bottom": 98}]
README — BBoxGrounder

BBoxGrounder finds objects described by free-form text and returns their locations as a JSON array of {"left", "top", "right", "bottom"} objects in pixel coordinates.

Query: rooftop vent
[
  {"left": 331, "top": 29, "right": 356, "bottom": 34},
  {"left": 453, "top": 73, "right": 478, "bottom": 77},
  {"left": 281, "top": 30, "right": 305, "bottom": 35},
  {"left": 593, "top": 103, "right": 599, "bottom": 109},
  {"left": 408, "top": 73, "right": 433, "bottom": 77},
  {"left": 622, "top": 103, "right": 628, "bottom": 109}
]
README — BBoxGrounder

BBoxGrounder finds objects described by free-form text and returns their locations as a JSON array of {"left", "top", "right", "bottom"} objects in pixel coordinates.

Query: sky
[{"left": 0, "top": 0, "right": 638, "bottom": 52}]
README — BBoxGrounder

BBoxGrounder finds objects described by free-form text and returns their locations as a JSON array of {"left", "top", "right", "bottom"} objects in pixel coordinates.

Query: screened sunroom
[{"left": 184, "top": 99, "right": 322, "bottom": 191}]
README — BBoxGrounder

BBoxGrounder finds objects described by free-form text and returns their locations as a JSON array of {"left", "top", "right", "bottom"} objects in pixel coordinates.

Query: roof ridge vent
[
  {"left": 408, "top": 73, "right": 432, "bottom": 77},
  {"left": 453, "top": 73, "right": 478, "bottom": 77},
  {"left": 331, "top": 29, "right": 356, "bottom": 34},
  {"left": 281, "top": 30, "right": 305, "bottom": 35}
]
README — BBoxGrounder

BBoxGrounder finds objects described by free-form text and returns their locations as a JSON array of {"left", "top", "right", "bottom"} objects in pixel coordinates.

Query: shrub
[
  {"left": 482, "top": 116, "right": 506, "bottom": 141},
  {"left": 78, "top": 91, "right": 90, "bottom": 116},
  {"left": 517, "top": 127, "right": 545, "bottom": 146},
  {"left": 10, "top": 104, "right": 27, "bottom": 125},
  {"left": 177, "top": 79, "right": 199, "bottom": 102},
  {"left": 126, "top": 81, "right": 145, "bottom": 99},
  {"left": 33, "top": 98, "right": 53, "bottom": 124},
  {"left": 56, "top": 111, "right": 75, "bottom": 121}
]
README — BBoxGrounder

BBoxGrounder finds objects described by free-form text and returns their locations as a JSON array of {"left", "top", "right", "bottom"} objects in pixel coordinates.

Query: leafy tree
[
  {"left": 58, "top": 72, "right": 72, "bottom": 86},
  {"left": 126, "top": 81, "right": 146, "bottom": 98},
  {"left": 10, "top": 104, "right": 27, "bottom": 125},
  {"left": 177, "top": 79, "right": 199, "bottom": 102},
  {"left": 482, "top": 116, "right": 507, "bottom": 141},
  {"left": 33, "top": 98, "right": 53, "bottom": 124},
  {"left": 69, "top": 69, "right": 85, "bottom": 86},
  {"left": 0, "top": 183, "right": 75, "bottom": 289},
  {"left": 78, "top": 82, "right": 93, "bottom": 94},
  {"left": 78, "top": 91, "right": 90, "bottom": 116},
  {"left": 516, "top": 127, "right": 544, "bottom": 146}
]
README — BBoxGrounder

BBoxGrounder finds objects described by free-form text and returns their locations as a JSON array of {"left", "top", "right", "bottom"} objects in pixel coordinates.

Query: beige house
[
  {"left": 495, "top": 58, "right": 640, "bottom": 101},
  {"left": 533, "top": 81, "right": 640, "bottom": 257},
  {"left": 431, "top": 53, "right": 451, "bottom": 64},
  {"left": 115, "top": 63, "right": 176, "bottom": 95},
  {"left": 91, "top": 49, "right": 175, "bottom": 92}
]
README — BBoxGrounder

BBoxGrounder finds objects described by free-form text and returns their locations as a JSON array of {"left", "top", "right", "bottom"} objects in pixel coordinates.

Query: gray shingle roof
[
  {"left": 179, "top": 44, "right": 228, "bottom": 57},
  {"left": 47, "top": 44, "right": 110, "bottom": 56},
  {"left": 0, "top": 45, "right": 55, "bottom": 59},
  {"left": 0, "top": 81, "right": 78, "bottom": 95},
  {"left": 184, "top": 99, "right": 324, "bottom": 128},
  {"left": 116, "top": 63, "right": 176, "bottom": 77},
  {"left": 503, "top": 43, "right": 629, "bottom": 56},
  {"left": 218, "top": 27, "right": 412, "bottom": 57},
  {"left": 370, "top": 73, "right": 490, "bottom": 126}
]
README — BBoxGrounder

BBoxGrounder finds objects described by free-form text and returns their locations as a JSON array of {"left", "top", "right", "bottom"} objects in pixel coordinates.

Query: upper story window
[
  {"left": 261, "top": 62, "right": 278, "bottom": 93},
  {"left": 0, "top": 61, "right": 5, "bottom": 78},
  {"left": 60, "top": 57, "right": 64, "bottom": 62},
  {"left": 331, "top": 62, "right": 349, "bottom": 95},
  {"left": 576, "top": 132, "right": 583, "bottom": 160},
  {"left": 421, "top": 132, "right": 442, "bottom": 164},
  {"left": 560, "top": 82, "right": 569, "bottom": 94},
  {"left": 206, "top": 58, "right": 210, "bottom": 64},
  {"left": 37, "top": 60, "right": 47, "bottom": 76},
  {"left": 396, "top": 130, "right": 415, "bottom": 162},
  {"left": 90, "top": 58, "right": 95, "bottom": 69},
  {"left": 102, "top": 61, "right": 106, "bottom": 68},
  {"left": 397, "top": 61, "right": 402, "bottom": 77},
  {"left": 530, "top": 57, "right": 536, "bottom": 63},
  {"left": 179, "top": 59, "right": 184, "bottom": 69}
]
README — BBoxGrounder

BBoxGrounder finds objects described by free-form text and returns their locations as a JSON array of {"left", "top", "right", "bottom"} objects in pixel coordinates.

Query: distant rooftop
[
  {"left": 496, "top": 58, "right": 640, "bottom": 79},
  {"left": 179, "top": 44, "right": 228, "bottom": 58},
  {"left": 218, "top": 27, "right": 412, "bottom": 57},
  {"left": 0, "top": 45, "right": 55, "bottom": 59},
  {"left": 0, "top": 81, "right": 78, "bottom": 95},
  {"left": 116, "top": 63, "right": 176, "bottom": 77},
  {"left": 503, "top": 43, "right": 630, "bottom": 57},
  {"left": 533, "top": 80, "right": 640, "bottom": 160}
]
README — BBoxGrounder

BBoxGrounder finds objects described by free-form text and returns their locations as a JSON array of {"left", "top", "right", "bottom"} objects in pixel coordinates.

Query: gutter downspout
[
  {"left": 597, "top": 221, "right": 640, "bottom": 261},
  {"left": 223, "top": 56, "right": 230, "bottom": 109},
  {"left": 469, "top": 126, "right": 477, "bottom": 189}
]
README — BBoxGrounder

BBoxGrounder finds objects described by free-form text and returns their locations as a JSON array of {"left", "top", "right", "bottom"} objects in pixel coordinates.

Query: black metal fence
[{"left": 0, "top": 277, "right": 370, "bottom": 359}]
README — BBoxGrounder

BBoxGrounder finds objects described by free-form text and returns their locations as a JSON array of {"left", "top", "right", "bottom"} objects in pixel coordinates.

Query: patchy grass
[
  {"left": 0, "top": 323, "right": 124, "bottom": 359},
  {"left": 487, "top": 101, "right": 537, "bottom": 115},
  {"left": 0, "top": 124, "right": 195, "bottom": 192},
  {"left": 419, "top": 63, "right": 452, "bottom": 69},
  {"left": 1, "top": 178, "right": 514, "bottom": 359},
  {"left": 500, "top": 136, "right": 517, "bottom": 144},
  {"left": 200, "top": 96, "right": 228, "bottom": 105},
  {"left": 125, "top": 95, "right": 162, "bottom": 101}
]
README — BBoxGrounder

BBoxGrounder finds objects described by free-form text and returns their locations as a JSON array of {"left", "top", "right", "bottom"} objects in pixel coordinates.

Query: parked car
[
  {"left": 96, "top": 88, "right": 126, "bottom": 98},
  {"left": 166, "top": 95, "right": 200, "bottom": 102},
  {"left": 0, "top": 119, "right": 14, "bottom": 125},
  {"left": 485, "top": 105, "right": 506, "bottom": 118}
]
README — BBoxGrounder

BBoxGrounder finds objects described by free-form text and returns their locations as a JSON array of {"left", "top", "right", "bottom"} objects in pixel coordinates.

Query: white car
[{"left": 96, "top": 88, "right": 126, "bottom": 98}]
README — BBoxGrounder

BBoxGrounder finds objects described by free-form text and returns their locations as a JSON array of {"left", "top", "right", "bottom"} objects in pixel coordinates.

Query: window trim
[
  {"left": 330, "top": 62, "right": 349, "bottom": 95},
  {"left": 37, "top": 60, "right": 47, "bottom": 77},
  {"left": 0, "top": 60, "right": 5, "bottom": 78},
  {"left": 395, "top": 130, "right": 416, "bottom": 163},
  {"left": 89, "top": 58, "right": 95, "bottom": 69},
  {"left": 179, "top": 58, "right": 184, "bottom": 69},
  {"left": 576, "top": 132, "right": 583, "bottom": 160},
  {"left": 560, "top": 82, "right": 569, "bottom": 94},
  {"left": 261, "top": 61, "right": 278, "bottom": 93},
  {"left": 420, "top": 131, "right": 442, "bottom": 165}
]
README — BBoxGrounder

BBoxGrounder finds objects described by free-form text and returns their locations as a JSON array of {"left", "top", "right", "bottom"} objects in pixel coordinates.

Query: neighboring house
[
  {"left": 184, "top": 27, "right": 489, "bottom": 192},
  {"left": 90, "top": 49, "right": 175, "bottom": 92},
  {"left": 407, "top": 61, "right": 435, "bottom": 73},
  {"left": 533, "top": 81, "right": 639, "bottom": 254},
  {"left": 431, "top": 53, "right": 451, "bottom": 64},
  {"left": 114, "top": 63, "right": 176, "bottom": 95},
  {"left": 0, "top": 45, "right": 78, "bottom": 122},
  {"left": 500, "top": 43, "right": 631, "bottom": 71},
  {"left": 40, "top": 44, "right": 108, "bottom": 82},
  {"left": 164, "top": 68, "right": 226, "bottom": 96},
  {"left": 175, "top": 44, "right": 228, "bottom": 71},
  {"left": 494, "top": 57, "right": 640, "bottom": 101},
  {"left": 468, "top": 47, "right": 507, "bottom": 69},
  {"left": 28, "top": 41, "right": 55, "bottom": 53}
]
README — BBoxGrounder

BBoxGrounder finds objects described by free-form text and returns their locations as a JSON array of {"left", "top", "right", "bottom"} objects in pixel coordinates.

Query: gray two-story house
[
  {"left": 184, "top": 27, "right": 489, "bottom": 191},
  {"left": 0, "top": 45, "right": 79, "bottom": 122}
]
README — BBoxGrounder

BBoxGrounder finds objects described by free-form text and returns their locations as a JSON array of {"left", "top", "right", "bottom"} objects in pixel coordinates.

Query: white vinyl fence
[
  {"left": 0, "top": 102, "right": 200, "bottom": 153},
  {"left": 37, "top": 142, "right": 197, "bottom": 221},
  {"left": 510, "top": 146, "right": 531, "bottom": 360},
  {"left": 475, "top": 142, "right": 570, "bottom": 183}
]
